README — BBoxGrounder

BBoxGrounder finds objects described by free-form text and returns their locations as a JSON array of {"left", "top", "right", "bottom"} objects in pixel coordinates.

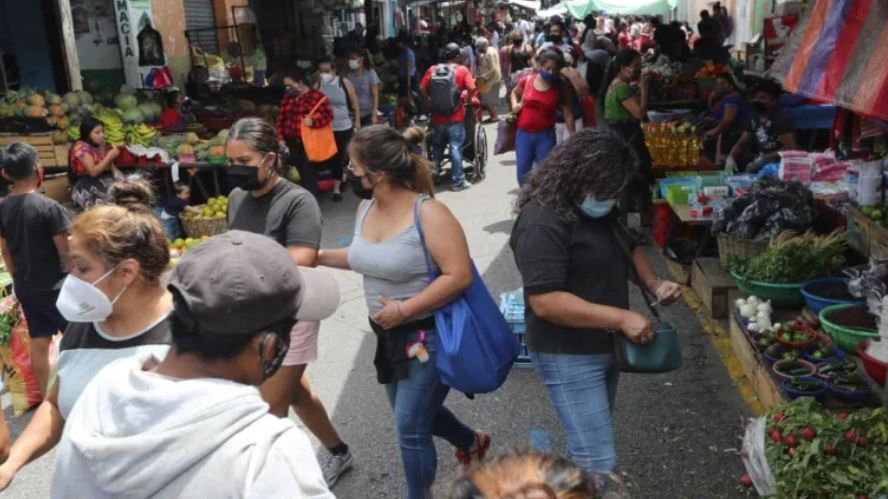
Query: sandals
[{"left": 455, "top": 431, "right": 492, "bottom": 469}]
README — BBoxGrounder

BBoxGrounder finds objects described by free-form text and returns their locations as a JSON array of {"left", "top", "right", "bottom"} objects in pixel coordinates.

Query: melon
[
  {"left": 114, "top": 93, "right": 138, "bottom": 110},
  {"left": 25, "top": 106, "right": 45, "bottom": 118},
  {"left": 46, "top": 93, "right": 62, "bottom": 105},
  {"left": 63, "top": 92, "right": 81, "bottom": 109},
  {"left": 137, "top": 103, "right": 156, "bottom": 120},
  {"left": 122, "top": 108, "right": 144, "bottom": 124},
  {"left": 176, "top": 144, "right": 195, "bottom": 155},
  {"left": 184, "top": 132, "right": 200, "bottom": 145},
  {"left": 77, "top": 90, "right": 94, "bottom": 105},
  {"left": 29, "top": 94, "right": 46, "bottom": 108}
]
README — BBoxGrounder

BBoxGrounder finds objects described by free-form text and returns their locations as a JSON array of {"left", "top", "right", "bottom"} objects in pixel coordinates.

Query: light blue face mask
[{"left": 578, "top": 195, "right": 617, "bottom": 218}]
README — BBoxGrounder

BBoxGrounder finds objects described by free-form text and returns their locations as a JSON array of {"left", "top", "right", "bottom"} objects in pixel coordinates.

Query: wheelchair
[{"left": 421, "top": 103, "right": 488, "bottom": 185}]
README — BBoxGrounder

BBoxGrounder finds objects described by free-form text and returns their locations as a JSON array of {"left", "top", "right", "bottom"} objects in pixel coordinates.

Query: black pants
[
  {"left": 286, "top": 138, "right": 318, "bottom": 196},
  {"left": 323, "top": 129, "right": 354, "bottom": 183}
]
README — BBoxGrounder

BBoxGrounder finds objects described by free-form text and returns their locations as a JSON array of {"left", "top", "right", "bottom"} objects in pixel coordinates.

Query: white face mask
[
  {"left": 56, "top": 265, "right": 128, "bottom": 323},
  {"left": 349, "top": 59, "right": 361, "bottom": 70},
  {"left": 320, "top": 73, "right": 335, "bottom": 84}
]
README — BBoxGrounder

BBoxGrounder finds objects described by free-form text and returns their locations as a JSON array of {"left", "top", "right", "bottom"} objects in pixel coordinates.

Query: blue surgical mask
[
  {"left": 539, "top": 69, "right": 560, "bottom": 84},
  {"left": 578, "top": 195, "right": 617, "bottom": 218}
]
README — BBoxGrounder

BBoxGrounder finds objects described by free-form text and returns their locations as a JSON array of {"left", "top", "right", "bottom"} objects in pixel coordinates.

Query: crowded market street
[{"left": 2, "top": 122, "right": 753, "bottom": 499}]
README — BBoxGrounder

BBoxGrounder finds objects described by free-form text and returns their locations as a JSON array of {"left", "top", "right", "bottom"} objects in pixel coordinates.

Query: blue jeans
[
  {"left": 530, "top": 351, "right": 619, "bottom": 491},
  {"left": 432, "top": 122, "right": 466, "bottom": 187},
  {"left": 385, "top": 329, "right": 475, "bottom": 499},
  {"left": 515, "top": 128, "right": 556, "bottom": 185}
]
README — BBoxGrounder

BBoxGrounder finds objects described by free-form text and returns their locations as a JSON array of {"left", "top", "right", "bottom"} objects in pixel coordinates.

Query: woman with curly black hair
[{"left": 509, "top": 128, "right": 681, "bottom": 493}]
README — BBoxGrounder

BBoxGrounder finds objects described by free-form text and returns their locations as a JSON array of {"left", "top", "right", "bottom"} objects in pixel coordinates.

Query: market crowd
[{"left": 0, "top": 4, "right": 807, "bottom": 498}]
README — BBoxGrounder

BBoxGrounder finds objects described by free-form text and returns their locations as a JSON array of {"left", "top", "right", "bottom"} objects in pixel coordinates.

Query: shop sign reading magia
[{"left": 112, "top": 0, "right": 162, "bottom": 88}]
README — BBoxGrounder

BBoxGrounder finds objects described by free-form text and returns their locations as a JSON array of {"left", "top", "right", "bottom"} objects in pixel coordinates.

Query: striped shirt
[{"left": 56, "top": 314, "right": 171, "bottom": 418}]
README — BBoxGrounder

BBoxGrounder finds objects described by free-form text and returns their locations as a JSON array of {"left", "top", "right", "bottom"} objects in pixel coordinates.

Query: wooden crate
[
  {"left": 691, "top": 257, "right": 737, "bottom": 318},
  {"left": 845, "top": 207, "right": 873, "bottom": 258},
  {"left": 870, "top": 223, "right": 888, "bottom": 260},
  {"left": 729, "top": 312, "right": 788, "bottom": 408},
  {"left": 0, "top": 133, "right": 68, "bottom": 168},
  {"left": 41, "top": 175, "right": 70, "bottom": 204}
]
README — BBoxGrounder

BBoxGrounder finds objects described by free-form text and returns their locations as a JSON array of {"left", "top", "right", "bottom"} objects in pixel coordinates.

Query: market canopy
[
  {"left": 770, "top": 0, "right": 888, "bottom": 121},
  {"left": 563, "top": 0, "right": 677, "bottom": 19},
  {"left": 506, "top": 0, "right": 542, "bottom": 12}
]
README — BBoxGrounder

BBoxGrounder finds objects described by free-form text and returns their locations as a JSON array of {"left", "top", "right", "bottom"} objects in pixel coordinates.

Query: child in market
[
  {"left": 0, "top": 142, "right": 71, "bottom": 398},
  {"left": 159, "top": 182, "right": 199, "bottom": 239}
]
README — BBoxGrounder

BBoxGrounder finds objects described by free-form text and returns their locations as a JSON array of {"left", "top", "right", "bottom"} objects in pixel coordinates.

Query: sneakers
[
  {"left": 332, "top": 192, "right": 343, "bottom": 202},
  {"left": 451, "top": 182, "right": 471, "bottom": 192},
  {"left": 320, "top": 448, "right": 354, "bottom": 488},
  {"left": 455, "top": 431, "right": 491, "bottom": 470}
]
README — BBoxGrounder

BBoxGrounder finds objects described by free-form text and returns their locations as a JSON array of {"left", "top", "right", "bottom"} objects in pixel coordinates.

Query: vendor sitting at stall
[
  {"left": 705, "top": 72, "right": 750, "bottom": 160},
  {"left": 160, "top": 89, "right": 196, "bottom": 133},
  {"left": 68, "top": 117, "right": 122, "bottom": 210},
  {"left": 726, "top": 80, "right": 797, "bottom": 174}
]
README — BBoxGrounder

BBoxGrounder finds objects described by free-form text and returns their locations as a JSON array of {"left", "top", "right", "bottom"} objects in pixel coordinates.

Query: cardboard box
[{"left": 691, "top": 257, "right": 737, "bottom": 318}]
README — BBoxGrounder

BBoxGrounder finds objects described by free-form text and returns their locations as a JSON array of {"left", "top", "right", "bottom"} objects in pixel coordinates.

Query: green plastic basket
[
  {"left": 664, "top": 183, "right": 696, "bottom": 204},
  {"left": 818, "top": 304, "right": 879, "bottom": 353},
  {"left": 730, "top": 271, "right": 805, "bottom": 308}
]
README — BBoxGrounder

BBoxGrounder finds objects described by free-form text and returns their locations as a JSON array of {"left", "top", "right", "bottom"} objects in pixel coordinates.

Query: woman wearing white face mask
[
  {"left": 346, "top": 48, "right": 381, "bottom": 127},
  {"left": 509, "top": 129, "right": 680, "bottom": 493},
  {"left": 0, "top": 190, "right": 172, "bottom": 492},
  {"left": 318, "top": 56, "right": 361, "bottom": 201}
]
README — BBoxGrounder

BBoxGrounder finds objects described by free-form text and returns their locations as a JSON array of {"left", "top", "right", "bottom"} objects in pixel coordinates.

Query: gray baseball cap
[{"left": 168, "top": 230, "right": 340, "bottom": 335}]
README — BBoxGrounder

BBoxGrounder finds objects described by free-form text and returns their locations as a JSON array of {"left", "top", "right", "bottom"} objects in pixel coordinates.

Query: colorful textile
[
  {"left": 68, "top": 141, "right": 111, "bottom": 177},
  {"left": 770, "top": 0, "right": 888, "bottom": 121}
]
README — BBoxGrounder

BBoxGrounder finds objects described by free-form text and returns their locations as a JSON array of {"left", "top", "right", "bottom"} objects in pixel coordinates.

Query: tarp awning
[
  {"left": 538, "top": 3, "right": 568, "bottom": 19},
  {"left": 506, "top": 0, "right": 542, "bottom": 12},
  {"left": 563, "top": 0, "right": 677, "bottom": 19},
  {"left": 770, "top": 0, "right": 888, "bottom": 121}
]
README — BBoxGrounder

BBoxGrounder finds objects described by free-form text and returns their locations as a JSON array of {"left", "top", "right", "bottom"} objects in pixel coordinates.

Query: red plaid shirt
[{"left": 276, "top": 89, "right": 334, "bottom": 141}]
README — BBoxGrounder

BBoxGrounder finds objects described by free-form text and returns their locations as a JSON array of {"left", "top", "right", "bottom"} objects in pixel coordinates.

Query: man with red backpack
[{"left": 420, "top": 42, "right": 477, "bottom": 192}]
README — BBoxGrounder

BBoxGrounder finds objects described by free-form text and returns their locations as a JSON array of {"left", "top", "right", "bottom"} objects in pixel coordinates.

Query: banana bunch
[
  {"left": 124, "top": 123, "right": 158, "bottom": 147},
  {"left": 67, "top": 125, "right": 81, "bottom": 142},
  {"left": 97, "top": 110, "right": 125, "bottom": 146}
]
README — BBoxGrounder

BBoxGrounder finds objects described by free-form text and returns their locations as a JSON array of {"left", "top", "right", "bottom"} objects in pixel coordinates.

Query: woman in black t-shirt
[{"left": 509, "top": 129, "right": 681, "bottom": 493}]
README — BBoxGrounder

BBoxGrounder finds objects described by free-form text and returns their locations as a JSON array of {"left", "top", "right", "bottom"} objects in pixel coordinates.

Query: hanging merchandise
[
  {"left": 138, "top": 20, "right": 165, "bottom": 66},
  {"left": 770, "top": 0, "right": 888, "bottom": 121},
  {"left": 112, "top": 1, "right": 156, "bottom": 88}
]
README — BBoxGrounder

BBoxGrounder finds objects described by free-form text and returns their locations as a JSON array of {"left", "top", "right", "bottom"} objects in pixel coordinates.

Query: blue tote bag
[{"left": 413, "top": 196, "right": 519, "bottom": 393}]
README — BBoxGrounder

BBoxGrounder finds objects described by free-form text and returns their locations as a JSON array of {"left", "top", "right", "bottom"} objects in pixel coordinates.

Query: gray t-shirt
[
  {"left": 227, "top": 179, "right": 322, "bottom": 248},
  {"left": 347, "top": 69, "right": 381, "bottom": 116}
]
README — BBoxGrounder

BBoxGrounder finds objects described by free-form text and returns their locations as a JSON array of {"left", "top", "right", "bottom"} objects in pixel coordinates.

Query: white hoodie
[{"left": 51, "top": 354, "right": 335, "bottom": 499}]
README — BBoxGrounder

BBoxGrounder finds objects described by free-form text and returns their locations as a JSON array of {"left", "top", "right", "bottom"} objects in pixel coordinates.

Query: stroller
[{"left": 422, "top": 100, "right": 488, "bottom": 185}]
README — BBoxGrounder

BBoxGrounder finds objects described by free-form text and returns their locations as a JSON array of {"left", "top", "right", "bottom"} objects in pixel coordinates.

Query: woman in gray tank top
[
  {"left": 318, "top": 57, "right": 361, "bottom": 201},
  {"left": 318, "top": 125, "right": 490, "bottom": 499}
]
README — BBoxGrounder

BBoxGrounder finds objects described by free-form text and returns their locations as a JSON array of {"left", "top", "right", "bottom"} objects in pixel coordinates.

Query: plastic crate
[
  {"left": 695, "top": 174, "right": 726, "bottom": 188},
  {"left": 658, "top": 177, "right": 698, "bottom": 199},
  {"left": 500, "top": 289, "right": 532, "bottom": 367},
  {"left": 664, "top": 183, "right": 697, "bottom": 205}
]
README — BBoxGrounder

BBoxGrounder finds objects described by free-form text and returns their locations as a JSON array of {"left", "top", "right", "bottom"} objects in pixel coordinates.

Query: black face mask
[
  {"left": 258, "top": 330, "right": 289, "bottom": 381},
  {"left": 751, "top": 101, "right": 770, "bottom": 114},
  {"left": 228, "top": 164, "right": 270, "bottom": 191},
  {"left": 348, "top": 171, "right": 374, "bottom": 200},
  {"left": 512, "top": 39, "right": 522, "bottom": 46},
  {"left": 547, "top": 34, "right": 560, "bottom": 43}
]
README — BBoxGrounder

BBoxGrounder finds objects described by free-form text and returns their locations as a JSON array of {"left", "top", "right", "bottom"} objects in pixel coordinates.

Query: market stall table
[{"left": 662, "top": 201, "right": 714, "bottom": 285}]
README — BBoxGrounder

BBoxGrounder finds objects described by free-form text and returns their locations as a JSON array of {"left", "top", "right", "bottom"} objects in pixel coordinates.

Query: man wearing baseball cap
[{"left": 50, "top": 231, "right": 340, "bottom": 499}]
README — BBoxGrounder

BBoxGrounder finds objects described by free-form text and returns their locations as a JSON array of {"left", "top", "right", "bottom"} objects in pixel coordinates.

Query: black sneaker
[
  {"left": 451, "top": 182, "right": 470, "bottom": 192},
  {"left": 332, "top": 192, "right": 343, "bottom": 202}
]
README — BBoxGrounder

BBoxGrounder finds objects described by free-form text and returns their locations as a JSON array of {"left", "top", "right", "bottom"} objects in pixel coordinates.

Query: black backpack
[{"left": 428, "top": 64, "right": 461, "bottom": 117}]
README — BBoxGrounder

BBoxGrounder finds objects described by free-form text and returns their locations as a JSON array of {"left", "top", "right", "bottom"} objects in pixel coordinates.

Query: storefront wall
[{"left": 0, "top": 0, "right": 60, "bottom": 91}]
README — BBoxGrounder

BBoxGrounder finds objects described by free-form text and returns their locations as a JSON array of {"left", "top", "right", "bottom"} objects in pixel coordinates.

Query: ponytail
[
  {"left": 605, "top": 48, "right": 641, "bottom": 96},
  {"left": 350, "top": 125, "right": 435, "bottom": 197}
]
